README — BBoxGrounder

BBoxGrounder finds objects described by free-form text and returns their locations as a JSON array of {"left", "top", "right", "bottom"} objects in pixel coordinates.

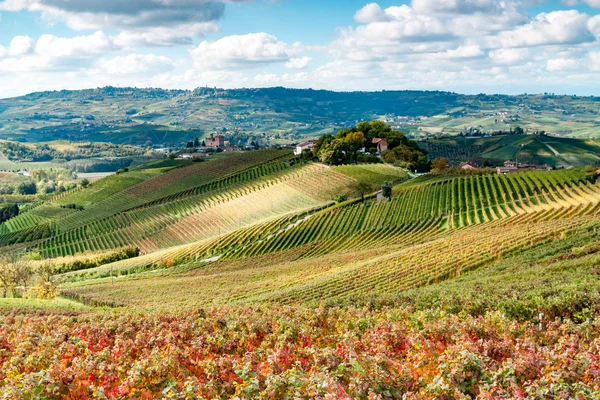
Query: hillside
[
  {"left": 420, "top": 134, "right": 600, "bottom": 167},
  {"left": 1, "top": 152, "right": 598, "bottom": 306},
  {"left": 2, "top": 87, "right": 600, "bottom": 146},
  {"left": 2, "top": 152, "right": 600, "bottom": 397}
]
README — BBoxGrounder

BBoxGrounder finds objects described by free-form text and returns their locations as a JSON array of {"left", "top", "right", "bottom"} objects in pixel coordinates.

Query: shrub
[
  {"left": 335, "top": 194, "right": 347, "bottom": 203},
  {"left": 16, "top": 181, "right": 37, "bottom": 195}
]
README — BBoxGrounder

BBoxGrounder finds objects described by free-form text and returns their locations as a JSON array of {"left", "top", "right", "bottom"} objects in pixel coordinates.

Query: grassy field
[
  {"left": 333, "top": 163, "right": 408, "bottom": 188},
  {"left": 0, "top": 152, "right": 55, "bottom": 171},
  {"left": 0, "top": 171, "right": 29, "bottom": 185},
  {"left": 0, "top": 297, "right": 93, "bottom": 312}
]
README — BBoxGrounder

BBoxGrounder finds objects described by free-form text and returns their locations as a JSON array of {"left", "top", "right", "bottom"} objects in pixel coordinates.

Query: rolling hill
[
  {"left": 420, "top": 134, "right": 600, "bottom": 167},
  {"left": 1, "top": 151, "right": 600, "bottom": 398},
  {"left": 2, "top": 87, "right": 600, "bottom": 146}
]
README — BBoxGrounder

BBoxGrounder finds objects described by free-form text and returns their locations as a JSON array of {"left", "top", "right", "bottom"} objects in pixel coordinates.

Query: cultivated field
[{"left": 1, "top": 152, "right": 600, "bottom": 398}]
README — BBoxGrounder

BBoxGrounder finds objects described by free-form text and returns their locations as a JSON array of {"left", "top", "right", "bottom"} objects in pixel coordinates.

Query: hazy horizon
[{"left": 1, "top": 85, "right": 598, "bottom": 101}]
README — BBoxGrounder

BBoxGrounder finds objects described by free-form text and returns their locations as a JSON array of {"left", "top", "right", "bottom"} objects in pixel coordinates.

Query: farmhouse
[
  {"left": 294, "top": 141, "right": 315, "bottom": 156},
  {"left": 372, "top": 138, "right": 388, "bottom": 153},
  {"left": 460, "top": 161, "right": 478, "bottom": 170},
  {"left": 205, "top": 134, "right": 225, "bottom": 148}
]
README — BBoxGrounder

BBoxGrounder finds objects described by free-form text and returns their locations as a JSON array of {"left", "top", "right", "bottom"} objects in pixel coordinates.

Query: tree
[
  {"left": 0, "top": 254, "right": 32, "bottom": 298},
  {"left": 0, "top": 185, "right": 14, "bottom": 195},
  {"left": 510, "top": 126, "right": 524, "bottom": 135},
  {"left": 31, "top": 261, "right": 58, "bottom": 299},
  {"left": 319, "top": 139, "right": 349, "bottom": 165},
  {"left": 355, "top": 181, "right": 372, "bottom": 201},
  {"left": 344, "top": 131, "right": 365, "bottom": 163},
  {"left": 80, "top": 179, "right": 90, "bottom": 188},
  {"left": 382, "top": 145, "right": 428, "bottom": 171},
  {"left": 0, "top": 257, "right": 15, "bottom": 297},
  {"left": 431, "top": 157, "right": 449, "bottom": 173},
  {"left": 12, "top": 257, "right": 33, "bottom": 294},
  {"left": 382, "top": 182, "right": 393, "bottom": 200},
  {"left": 16, "top": 181, "right": 37, "bottom": 195},
  {"left": 194, "top": 138, "right": 200, "bottom": 147},
  {"left": 299, "top": 148, "right": 314, "bottom": 161},
  {"left": 0, "top": 203, "right": 19, "bottom": 223},
  {"left": 313, "top": 134, "right": 334, "bottom": 158}
]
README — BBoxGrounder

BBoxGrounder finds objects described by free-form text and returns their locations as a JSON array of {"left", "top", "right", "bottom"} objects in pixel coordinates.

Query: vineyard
[
  {"left": 2, "top": 153, "right": 600, "bottom": 398},
  {"left": 55, "top": 167, "right": 600, "bottom": 308},
  {"left": 1, "top": 307, "right": 599, "bottom": 399}
]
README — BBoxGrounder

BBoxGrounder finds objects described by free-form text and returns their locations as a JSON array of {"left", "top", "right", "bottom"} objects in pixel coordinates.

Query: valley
[{"left": 1, "top": 117, "right": 600, "bottom": 398}]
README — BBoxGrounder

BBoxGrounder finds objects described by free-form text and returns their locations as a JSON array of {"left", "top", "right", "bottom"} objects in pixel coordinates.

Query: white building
[{"left": 294, "top": 141, "right": 315, "bottom": 156}]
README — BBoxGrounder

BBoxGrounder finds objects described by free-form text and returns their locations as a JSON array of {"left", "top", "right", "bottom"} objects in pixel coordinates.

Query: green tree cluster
[
  {"left": 0, "top": 203, "right": 19, "bottom": 223},
  {"left": 314, "top": 121, "right": 427, "bottom": 168}
]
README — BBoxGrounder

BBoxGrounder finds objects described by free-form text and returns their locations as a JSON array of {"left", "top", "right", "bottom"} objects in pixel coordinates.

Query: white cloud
[
  {"left": 488, "top": 48, "right": 530, "bottom": 65},
  {"left": 496, "top": 10, "right": 595, "bottom": 48},
  {"left": 3, "top": 1, "right": 600, "bottom": 97},
  {"left": 590, "top": 52, "right": 600, "bottom": 69},
  {"left": 190, "top": 33, "right": 298, "bottom": 69},
  {"left": 114, "top": 23, "right": 220, "bottom": 48},
  {"left": 35, "top": 31, "right": 115, "bottom": 58},
  {"left": 412, "top": 0, "right": 500, "bottom": 15},
  {"left": 285, "top": 56, "right": 312, "bottom": 69},
  {"left": 8, "top": 35, "right": 34, "bottom": 56},
  {"left": 254, "top": 73, "right": 279, "bottom": 84},
  {"left": 588, "top": 15, "right": 600, "bottom": 38},
  {"left": 546, "top": 57, "right": 580, "bottom": 71},
  {"left": 436, "top": 44, "right": 484, "bottom": 58},
  {"left": 0, "top": 55, "right": 51, "bottom": 73},
  {"left": 331, "top": 5, "right": 450, "bottom": 63},
  {"left": 0, "top": 31, "right": 118, "bottom": 76},
  {"left": 97, "top": 53, "right": 175, "bottom": 75},
  {"left": 0, "top": 0, "right": 244, "bottom": 47},
  {"left": 354, "top": 3, "right": 388, "bottom": 23},
  {"left": 582, "top": 0, "right": 600, "bottom": 6}
]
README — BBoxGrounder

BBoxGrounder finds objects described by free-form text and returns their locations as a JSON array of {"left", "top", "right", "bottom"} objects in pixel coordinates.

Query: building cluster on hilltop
[
  {"left": 497, "top": 160, "right": 552, "bottom": 174},
  {"left": 458, "top": 160, "right": 553, "bottom": 174},
  {"left": 180, "top": 133, "right": 242, "bottom": 159}
]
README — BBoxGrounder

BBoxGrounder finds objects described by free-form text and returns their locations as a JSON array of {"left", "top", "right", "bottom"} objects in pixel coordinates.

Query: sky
[{"left": 1, "top": 0, "right": 600, "bottom": 98}]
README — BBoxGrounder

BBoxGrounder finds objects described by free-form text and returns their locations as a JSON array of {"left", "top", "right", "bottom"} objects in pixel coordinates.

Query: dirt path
[{"left": 543, "top": 143, "right": 560, "bottom": 156}]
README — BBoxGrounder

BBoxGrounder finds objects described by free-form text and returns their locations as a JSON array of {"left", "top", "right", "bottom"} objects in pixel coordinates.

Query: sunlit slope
[
  {"left": 0, "top": 150, "right": 296, "bottom": 249},
  {"left": 61, "top": 168, "right": 600, "bottom": 309},
  {"left": 34, "top": 163, "right": 354, "bottom": 257}
]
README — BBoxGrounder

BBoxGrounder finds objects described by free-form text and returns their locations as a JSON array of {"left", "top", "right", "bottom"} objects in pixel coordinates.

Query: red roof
[{"left": 372, "top": 138, "right": 387, "bottom": 144}]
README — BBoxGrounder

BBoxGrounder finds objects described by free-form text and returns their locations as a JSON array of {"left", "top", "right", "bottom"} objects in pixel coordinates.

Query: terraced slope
[
  {"left": 35, "top": 163, "right": 353, "bottom": 257},
  {"left": 57, "top": 168, "right": 600, "bottom": 310},
  {"left": 0, "top": 150, "right": 296, "bottom": 249}
]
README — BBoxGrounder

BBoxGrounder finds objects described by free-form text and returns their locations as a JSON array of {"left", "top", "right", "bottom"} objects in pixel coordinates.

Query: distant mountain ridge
[{"left": 1, "top": 86, "right": 600, "bottom": 145}]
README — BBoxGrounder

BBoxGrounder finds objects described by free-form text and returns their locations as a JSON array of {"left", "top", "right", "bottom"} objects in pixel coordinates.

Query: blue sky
[{"left": 1, "top": 0, "right": 600, "bottom": 98}]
